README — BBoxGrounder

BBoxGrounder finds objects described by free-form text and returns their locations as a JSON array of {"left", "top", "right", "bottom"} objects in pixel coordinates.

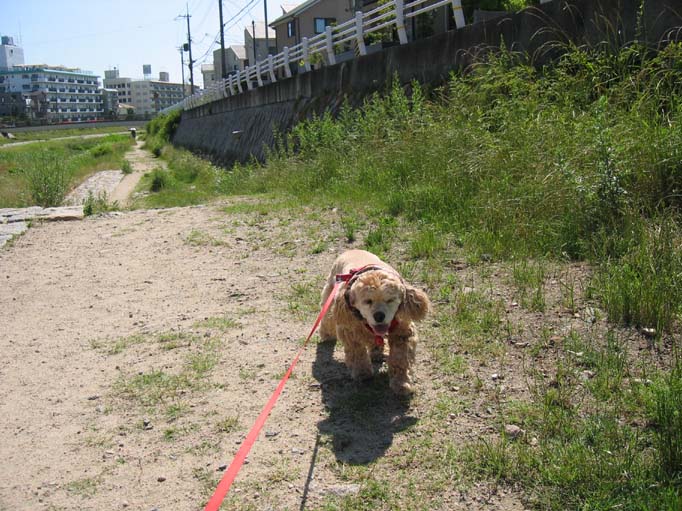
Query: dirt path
[
  {"left": 0, "top": 195, "right": 534, "bottom": 510},
  {"left": 0, "top": 202, "right": 332, "bottom": 510},
  {"left": 109, "top": 141, "right": 165, "bottom": 207}
]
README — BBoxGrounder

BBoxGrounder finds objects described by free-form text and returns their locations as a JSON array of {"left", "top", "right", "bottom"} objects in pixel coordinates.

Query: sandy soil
[
  {"left": 1, "top": 188, "right": 639, "bottom": 510},
  {"left": 0, "top": 201, "right": 453, "bottom": 511},
  {"left": 109, "top": 142, "right": 165, "bottom": 207}
]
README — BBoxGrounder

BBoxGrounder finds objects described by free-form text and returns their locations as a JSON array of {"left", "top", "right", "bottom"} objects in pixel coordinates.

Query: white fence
[
  {"left": 163, "top": 0, "right": 466, "bottom": 113},
  {"left": 163, "top": 0, "right": 552, "bottom": 114}
]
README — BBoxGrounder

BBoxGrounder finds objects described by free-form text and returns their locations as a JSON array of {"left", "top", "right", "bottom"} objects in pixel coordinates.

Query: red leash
[{"left": 203, "top": 277, "right": 345, "bottom": 511}]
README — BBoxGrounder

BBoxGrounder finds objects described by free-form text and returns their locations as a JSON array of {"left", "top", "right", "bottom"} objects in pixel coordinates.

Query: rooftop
[
  {"left": 231, "top": 45, "right": 246, "bottom": 59},
  {"left": 2, "top": 65, "right": 97, "bottom": 76},
  {"left": 245, "top": 21, "right": 275, "bottom": 39},
  {"left": 270, "top": 0, "right": 320, "bottom": 26}
]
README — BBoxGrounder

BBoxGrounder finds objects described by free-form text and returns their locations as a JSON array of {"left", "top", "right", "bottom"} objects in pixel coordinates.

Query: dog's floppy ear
[
  {"left": 334, "top": 286, "right": 359, "bottom": 325},
  {"left": 401, "top": 285, "right": 431, "bottom": 322}
]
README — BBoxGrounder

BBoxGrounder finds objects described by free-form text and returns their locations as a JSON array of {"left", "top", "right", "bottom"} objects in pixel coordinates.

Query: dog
[{"left": 319, "top": 250, "right": 431, "bottom": 396}]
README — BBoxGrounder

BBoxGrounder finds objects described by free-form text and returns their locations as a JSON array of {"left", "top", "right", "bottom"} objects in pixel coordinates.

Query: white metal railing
[{"left": 161, "top": 0, "right": 468, "bottom": 114}]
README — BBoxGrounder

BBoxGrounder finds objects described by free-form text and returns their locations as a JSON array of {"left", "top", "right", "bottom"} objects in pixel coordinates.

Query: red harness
[{"left": 335, "top": 265, "right": 400, "bottom": 347}]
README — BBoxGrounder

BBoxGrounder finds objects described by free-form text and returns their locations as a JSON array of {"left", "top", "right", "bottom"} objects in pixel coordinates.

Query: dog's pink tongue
[{"left": 372, "top": 324, "right": 389, "bottom": 335}]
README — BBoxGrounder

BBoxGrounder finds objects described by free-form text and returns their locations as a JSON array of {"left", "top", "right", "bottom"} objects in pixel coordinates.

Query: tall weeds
[{"left": 22, "top": 151, "right": 73, "bottom": 207}]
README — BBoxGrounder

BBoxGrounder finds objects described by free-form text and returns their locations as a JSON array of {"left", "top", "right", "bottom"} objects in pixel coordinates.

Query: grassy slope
[
  {"left": 0, "top": 134, "right": 133, "bottom": 208},
  {"left": 0, "top": 125, "right": 130, "bottom": 146},
  {"left": 139, "top": 42, "right": 682, "bottom": 509}
]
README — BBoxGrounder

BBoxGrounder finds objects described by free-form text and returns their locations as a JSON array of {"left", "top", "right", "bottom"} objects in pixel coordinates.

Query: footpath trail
[
  {"left": 1, "top": 139, "right": 156, "bottom": 247},
  {"left": 0, "top": 199, "right": 337, "bottom": 510},
  {"left": 0, "top": 144, "right": 528, "bottom": 510},
  {"left": 109, "top": 140, "right": 166, "bottom": 206},
  {"left": 65, "top": 139, "right": 163, "bottom": 208}
]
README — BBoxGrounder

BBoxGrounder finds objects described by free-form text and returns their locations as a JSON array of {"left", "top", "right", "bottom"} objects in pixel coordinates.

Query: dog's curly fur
[{"left": 319, "top": 250, "right": 431, "bottom": 395}]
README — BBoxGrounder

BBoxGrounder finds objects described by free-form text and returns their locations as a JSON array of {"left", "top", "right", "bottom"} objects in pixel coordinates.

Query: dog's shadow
[{"left": 312, "top": 339, "right": 417, "bottom": 464}]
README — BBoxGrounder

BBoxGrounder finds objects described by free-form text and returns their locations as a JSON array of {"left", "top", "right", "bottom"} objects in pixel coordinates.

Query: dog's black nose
[{"left": 373, "top": 311, "right": 385, "bottom": 323}]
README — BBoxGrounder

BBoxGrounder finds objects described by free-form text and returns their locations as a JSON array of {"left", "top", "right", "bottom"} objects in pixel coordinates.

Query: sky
[{"left": 1, "top": 0, "right": 289, "bottom": 88}]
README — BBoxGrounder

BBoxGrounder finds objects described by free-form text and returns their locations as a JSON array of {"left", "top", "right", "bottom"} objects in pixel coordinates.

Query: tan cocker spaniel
[{"left": 319, "top": 250, "right": 431, "bottom": 395}]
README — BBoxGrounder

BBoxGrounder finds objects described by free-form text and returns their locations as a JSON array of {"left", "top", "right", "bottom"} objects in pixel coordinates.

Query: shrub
[
  {"left": 22, "top": 151, "right": 73, "bottom": 207},
  {"left": 89, "top": 143, "right": 113, "bottom": 158},
  {"left": 121, "top": 160, "right": 133, "bottom": 175},
  {"left": 83, "top": 191, "right": 117, "bottom": 216},
  {"left": 146, "top": 110, "right": 182, "bottom": 142},
  {"left": 149, "top": 168, "right": 171, "bottom": 192}
]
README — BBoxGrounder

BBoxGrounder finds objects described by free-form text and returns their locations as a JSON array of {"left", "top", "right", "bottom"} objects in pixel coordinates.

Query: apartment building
[
  {"left": 104, "top": 68, "right": 187, "bottom": 116},
  {"left": 103, "top": 70, "right": 133, "bottom": 106},
  {"left": 0, "top": 91, "right": 26, "bottom": 117},
  {"left": 101, "top": 88, "right": 119, "bottom": 119},
  {"left": 0, "top": 65, "right": 102, "bottom": 122},
  {"left": 131, "top": 79, "right": 185, "bottom": 115}
]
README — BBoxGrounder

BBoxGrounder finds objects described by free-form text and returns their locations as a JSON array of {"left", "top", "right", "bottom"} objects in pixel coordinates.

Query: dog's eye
[{"left": 364, "top": 299, "right": 373, "bottom": 305}]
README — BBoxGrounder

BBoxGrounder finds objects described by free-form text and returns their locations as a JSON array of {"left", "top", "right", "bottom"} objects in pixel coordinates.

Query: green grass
[
  {"left": 287, "top": 280, "right": 321, "bottom": 319},
  {"left": 0, "top": 125, "right": 132, "bottom": 145},
  {"left": 463, "top": 330, "right": 682, "bottom": 510},
  {"left": 215, "top": 416, "right": 240, "bottom": 433},
  {"left": 594, "top": 216, "right": 682, "bottom": 336},
  {"left": 185, "top": 229, "right": 228, "bottom": 247},
  {"left": 126, "top": 41, "right": 682, "bottom": 509},
  {"left": 83, "top": 191, "right": 119, "bottom": 216},
  {"left": 90, "top": 333, "right": 146, "bottom": 355},
  {"left": 0, "top": 134, "right": 133, "bottom": 207},
  {"left": 111, "top": 335, "right": 219, "bottom": 409},
  {"left": 511, "top": 260, "right": 547, "bottom": 312},
  {"left": 193, "top": 315, "right": 240, "bottom": 331},
  {"left": 64, "top": 476, "right": 100, "bottom": 498}
]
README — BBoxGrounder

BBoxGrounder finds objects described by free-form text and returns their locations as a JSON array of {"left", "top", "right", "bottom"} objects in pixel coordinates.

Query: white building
[
  {"left": 104, "top": 70, "right": 133, "bottom": 106},
  {"left": 0, "top": 36, "right": 102, "bottom": 122},
  {"left": 103, "top": 68, "right": 188, "bottom": 116},
  {"left": 0, "top": 65, "right": 102, "bottom": 122},
  {"left": 0, "top": 36, "right": 24, "bottom": 70},
  {"left": 201, "top": 63, "right": 216, "bottom": 89}
]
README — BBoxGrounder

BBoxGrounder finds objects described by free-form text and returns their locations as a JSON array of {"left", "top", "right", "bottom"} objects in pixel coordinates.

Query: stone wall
[{"left": 173, "top": 0, "right": 682, "bottom": 166}]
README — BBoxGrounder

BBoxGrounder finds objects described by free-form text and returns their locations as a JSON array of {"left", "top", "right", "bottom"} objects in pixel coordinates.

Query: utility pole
[
  {"left": 177, "top": 5, "right": 194, "bottom": 92},
  {"left": 251, "top": 20, "right": 257, "bottom": 65},
  {"left": 218, "top": 0, "right": 227, "bottom": 79},
  {"left": 179, "top": 47, "right": 186, "bottom": 98},
  {"left": 264, "top": 0, "right": 269, "bottom": 55}
]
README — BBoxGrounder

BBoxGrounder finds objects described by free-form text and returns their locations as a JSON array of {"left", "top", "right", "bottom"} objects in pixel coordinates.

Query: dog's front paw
[{"left": 390, "top": 378, "right": 414, "bottom": 396}]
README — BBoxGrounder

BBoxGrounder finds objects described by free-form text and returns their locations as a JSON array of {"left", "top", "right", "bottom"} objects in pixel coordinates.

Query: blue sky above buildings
[{"left": 1, "top": 0, "right": 286, "bottom": 87}]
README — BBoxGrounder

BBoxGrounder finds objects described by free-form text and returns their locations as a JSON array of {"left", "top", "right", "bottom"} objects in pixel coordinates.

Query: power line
[
  {"left": 192, "top": 0, "right": 260, "bottom": 65},
  {"left": 29, "top": 19, "right": 176, "bottom": 46}
]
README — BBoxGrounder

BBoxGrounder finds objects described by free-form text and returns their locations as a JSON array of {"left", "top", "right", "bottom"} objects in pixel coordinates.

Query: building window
[
  {"left": 314, "top": 18, "right": 335, "bottom": 34},
  {"left": 287, "top": 20, "right": 296, "bottom": 38}
]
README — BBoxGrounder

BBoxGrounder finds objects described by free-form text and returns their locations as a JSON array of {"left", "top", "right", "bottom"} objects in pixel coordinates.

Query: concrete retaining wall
[{"left": 173, "top": 0, "right": 682, "bottom": 166}]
